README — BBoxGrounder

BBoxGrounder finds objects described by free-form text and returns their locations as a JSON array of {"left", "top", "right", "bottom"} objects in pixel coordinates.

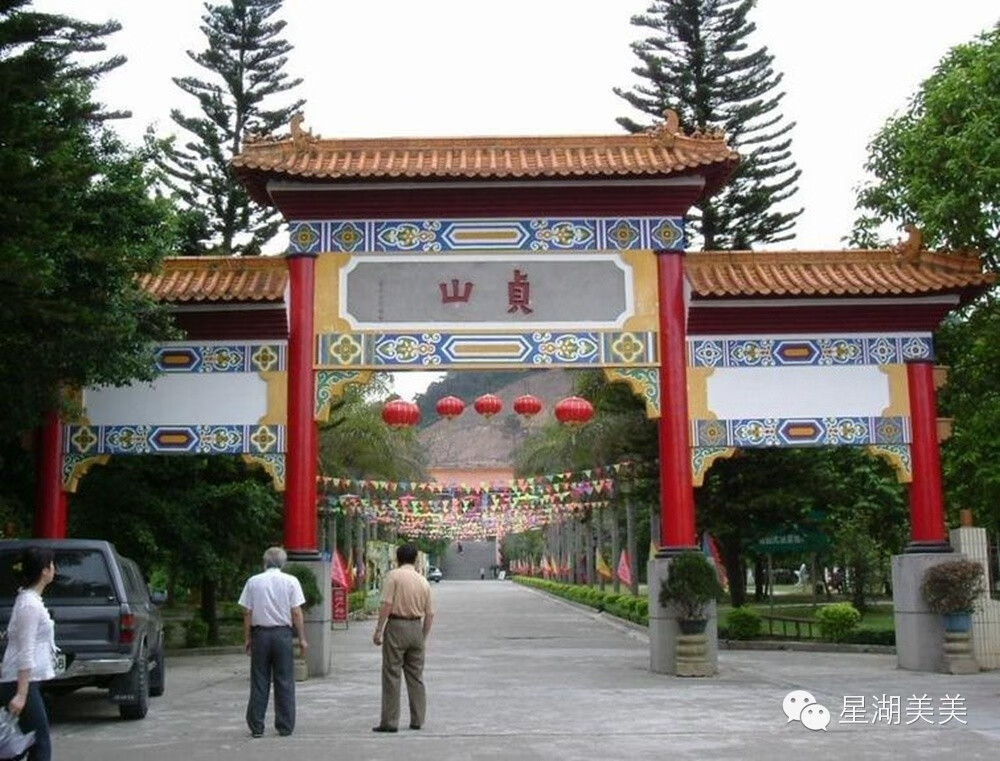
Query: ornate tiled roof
[
  {"left": 139, "top": 256, "right": 287, "bottom": 304},
  {"left": 141, "top": 246, "right": 992, "bottom": 307},
  {"left": 231, "top": 111, "right": 740, "bottom": 205},
  {"left": 686, "top": 248, "right": 994, "bottom": 298}
]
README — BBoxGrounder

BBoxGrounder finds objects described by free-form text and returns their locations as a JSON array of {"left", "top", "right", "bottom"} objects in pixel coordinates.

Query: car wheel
[
  {"left": 119, "top": 646, "right": 150, "bottom": 720},
  {"left": 148, "top": 644, "right": 165, "bottom": 698}
]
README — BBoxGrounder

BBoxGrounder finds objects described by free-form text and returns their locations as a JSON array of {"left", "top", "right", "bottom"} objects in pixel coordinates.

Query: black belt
[
  {"left": 251, "top": 625, "right": 292, "bottom": 630},
  {"left": 388, "top": 615, "right": 421, "bottom": 620}
]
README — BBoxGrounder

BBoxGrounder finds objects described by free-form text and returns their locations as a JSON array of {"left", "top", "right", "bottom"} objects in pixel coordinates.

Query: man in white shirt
[{"left": 238, "top": 546, "right": 308, "bottom": 738}]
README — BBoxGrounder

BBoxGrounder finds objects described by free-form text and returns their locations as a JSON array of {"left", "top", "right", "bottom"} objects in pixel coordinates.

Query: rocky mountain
[{"left": 417, "top": 369, "right": 578, "bottom": 468}]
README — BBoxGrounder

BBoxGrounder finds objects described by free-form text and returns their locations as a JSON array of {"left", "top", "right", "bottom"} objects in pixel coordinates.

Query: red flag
[
  {"left": 331, "top": 550, "right": 351, "bottom": 590},
  {"left": 616, "top": 550, "right": 633, "bottom": 588}
]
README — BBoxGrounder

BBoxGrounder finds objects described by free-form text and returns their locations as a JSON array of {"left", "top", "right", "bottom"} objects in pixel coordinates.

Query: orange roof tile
[
  {"left": 231, "top": 112, "right": 739, "bottom": 206},
  {"left": 140, "top": 256, "right": 287, "bottom": 304},
  {"left": 686, "top": 249, "right": 995, "bottom": 298}
]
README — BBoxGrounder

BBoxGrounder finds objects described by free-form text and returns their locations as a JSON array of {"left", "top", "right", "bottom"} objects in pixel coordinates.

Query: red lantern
[
  {"left": 555, "top": 396, "right": 594, "bottom": 427},
  {"left": 435, "top": 395, "right": 465, "bottom": 420},
  {"left": 381, "top": 399, "right": 421, "bottom": 428},
  {"left": 474, "top": 393, "right": 503, "bottom": 418},
  {"left": 513, "top": 394, "right": 542, "bottom": 418}
]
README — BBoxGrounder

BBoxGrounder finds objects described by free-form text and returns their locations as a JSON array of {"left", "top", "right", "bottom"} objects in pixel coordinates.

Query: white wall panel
[
  {"left": 84, "top": 373, "right": 268, "bottom": 426},
  {"left": 706, "top": 365, "right": 890, "bottom": 419}
]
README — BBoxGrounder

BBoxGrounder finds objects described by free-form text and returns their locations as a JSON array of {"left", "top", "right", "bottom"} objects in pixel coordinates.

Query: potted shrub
[
  {"left": 921, "top": 559, "right": 985, "bottom": 632},
  {"left": 659, "top": 552, "right": 724, "bottom": 634},
  {"left": 284, "top": 563, "right": 321, "bottom": 679}
]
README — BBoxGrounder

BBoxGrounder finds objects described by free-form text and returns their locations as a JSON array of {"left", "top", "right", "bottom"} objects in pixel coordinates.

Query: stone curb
[{"left": 518, "top": 582, "right": 896, "bottom": 655}]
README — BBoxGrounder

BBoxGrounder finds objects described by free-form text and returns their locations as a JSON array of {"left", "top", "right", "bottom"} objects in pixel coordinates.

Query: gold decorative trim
[
  {"left": 692, "top": 447, "right": 737, "bottom": 486},
  {"left": 63, "top": 455, "right": 110, "bottom": 493},
  {"left": 258, "top": 370, "right": 287, "bottom": 425},
  {"left": 621, "top": 250, "right": 659, "bottom": 333},
  {"left": 315, "top": 370, "right": 373, "bottom": 422},
  {"left": 866, "top": 445, "right": 912, "bottom": 483},
  {"left": 686, "top": 366, "right": 716, "bottom": 421},
  {"left": 602, "top": 367, "right": 660, "bottom": 418},
  {"left": 879, "top": 365, "right": 910, "bottom": 417},
  {"left": 241, "top": 454, "right": 286, "bottom": 491}
]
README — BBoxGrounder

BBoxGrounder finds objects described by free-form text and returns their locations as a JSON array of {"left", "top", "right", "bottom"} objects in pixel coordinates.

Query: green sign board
[{"left": 752, "top": 526, "right": 829, "bottom": 555}]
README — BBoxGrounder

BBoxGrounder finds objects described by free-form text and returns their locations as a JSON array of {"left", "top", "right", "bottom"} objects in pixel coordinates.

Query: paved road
[{"left": 49, "top": 581, "right": 1000, "bottom": 760}]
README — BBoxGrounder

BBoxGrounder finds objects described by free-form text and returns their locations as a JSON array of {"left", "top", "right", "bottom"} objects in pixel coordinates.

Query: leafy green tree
[
  {"left": 614, "top": 0, "right": 802, "bottom": 249},
  {"left": 849, "top": 26, "right": 1000, "bottom": 535},
  {"left": 72, "top": 456, "right": 281, "bottom": 643},
  {"left": 850, "top": 26, "right": 999, "bottom": 268},
  {"left": 0, "top": 2, "right": 178, "bottom": 500},
  {"left": 151, "top": 0, "right": 304, "bottom": 255}
]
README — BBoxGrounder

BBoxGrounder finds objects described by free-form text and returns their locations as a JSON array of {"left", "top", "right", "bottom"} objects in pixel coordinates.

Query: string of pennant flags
[{"left": 323, "top": 459, "right": 657, "bottom": 540}]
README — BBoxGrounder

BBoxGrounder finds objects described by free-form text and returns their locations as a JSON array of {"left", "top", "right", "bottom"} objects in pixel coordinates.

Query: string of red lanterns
[{"left": 383, "top": 394, "right": 593, "bottom": 429}]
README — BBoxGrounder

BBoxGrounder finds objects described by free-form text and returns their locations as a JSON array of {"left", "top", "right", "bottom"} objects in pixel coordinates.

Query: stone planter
[{"left": 675, "top": 632, "right": 713, "bottom": 677}]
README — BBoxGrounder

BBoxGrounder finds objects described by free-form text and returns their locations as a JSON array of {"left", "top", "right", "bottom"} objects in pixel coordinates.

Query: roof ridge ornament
[
  {"left": 242, "top": 113, "right": 320, "bottom": 155},
  {"left": 893, "top": 224, "right": 924, "bottom": 264},
  {"left": 646, "top": 109, "right": 727, "bottom": 146}
]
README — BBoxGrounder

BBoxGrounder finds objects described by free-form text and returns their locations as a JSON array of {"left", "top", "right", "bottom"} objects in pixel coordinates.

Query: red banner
[{"left": 331, "top": 586, "right": 348, "bottom": 623}]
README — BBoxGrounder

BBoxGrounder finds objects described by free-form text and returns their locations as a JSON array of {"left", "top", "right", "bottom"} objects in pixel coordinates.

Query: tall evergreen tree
[
  {"left": 0, "top": 0, "right": 178, "bottom": 441},
  {"left": 153, "top": 0, "right": 304, "bottom": 255},
  {"left": 614, "top": 0, "right": 801, "bottom": 249}
]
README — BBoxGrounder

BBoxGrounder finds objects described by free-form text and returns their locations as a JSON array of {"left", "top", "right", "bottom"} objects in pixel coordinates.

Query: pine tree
[
  {"left": 153, "top": 0, "right": 304, "bottom": 255},
  {"left": 614, "top": 0, "right": 801, "bottom": 250},
  {"left": 0, "top": 0, "right": 179, "bottom": 442}
]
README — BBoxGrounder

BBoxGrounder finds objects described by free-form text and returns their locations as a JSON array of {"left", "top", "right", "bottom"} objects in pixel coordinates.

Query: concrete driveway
[{"left": 49, "top": 580, "right": 1000, "bottom": 760}]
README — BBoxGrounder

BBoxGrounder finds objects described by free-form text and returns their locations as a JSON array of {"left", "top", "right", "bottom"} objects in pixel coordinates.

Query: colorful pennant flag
[
  {"left": 596, "top": 550, "right": 613, "bottom": 581},
  {"left": 616, "top": 550, "right": 633, "bottom": 588}
]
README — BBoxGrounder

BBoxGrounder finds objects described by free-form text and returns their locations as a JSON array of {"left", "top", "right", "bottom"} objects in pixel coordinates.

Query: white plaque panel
[
  {"left": 84, "top": 373, "right": 268, "bottom": 426},
  {"left": 706, "top": 365, "right": 891, "bottom": 419}
]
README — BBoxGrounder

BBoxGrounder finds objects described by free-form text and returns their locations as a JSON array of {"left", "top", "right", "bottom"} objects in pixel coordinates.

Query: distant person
[
  {"left": 480, "top": 567, "right": 486, "bottom": 581},
  {"left": 0, "top": 547, "right": 58, "bottom": 761},
  {"left": 372, "top": 544, "right": 434, "bottom": 733},
  {"left": 238, "top": 546, "right": 308, "bottom": 739},
  {"left": 457, "top": 542, "right": 463, "bottom": 554}
]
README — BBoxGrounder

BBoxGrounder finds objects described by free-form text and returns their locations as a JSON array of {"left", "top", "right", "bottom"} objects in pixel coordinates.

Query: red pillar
[
  {"left": 656, "top": 250, "right": 697, "bottom": 551},
  {"left": 284, "top": 252, "right": 319, "bottom": 556},
  {"left": 905, "top": 360, "right": 950, "bottom": 552},
  {"left": 35, "top": 411, "right": 68, "bottom": 538}
]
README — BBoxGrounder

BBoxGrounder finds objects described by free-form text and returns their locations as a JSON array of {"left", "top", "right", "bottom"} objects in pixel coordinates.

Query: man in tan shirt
[{"left": 372, "top": 544, "right": 434, "bottom": 732}]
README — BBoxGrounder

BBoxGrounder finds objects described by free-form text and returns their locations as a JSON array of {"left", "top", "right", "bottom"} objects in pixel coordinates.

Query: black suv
[{"left": 0, "top": 539, "right": 165, "bottom": 719}]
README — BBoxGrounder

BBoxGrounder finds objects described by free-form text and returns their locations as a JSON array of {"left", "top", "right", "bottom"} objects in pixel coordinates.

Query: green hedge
[
  {"left": 515, "top": 577, "right": 648, "bottom": 626},
  {"left": 348, "top": 589, "right": 366, "bottom": 613}
]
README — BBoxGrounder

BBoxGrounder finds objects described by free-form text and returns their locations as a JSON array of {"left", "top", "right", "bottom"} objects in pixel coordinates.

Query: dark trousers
[
  {"left": 380, "top": 618, "right": 426, "bottom": 729},
  {"left": 247, "top": 626, "right": 295, "bottom": 735},
  {"left": 0, "top": 681, "right": 51, "bottom": 761}
]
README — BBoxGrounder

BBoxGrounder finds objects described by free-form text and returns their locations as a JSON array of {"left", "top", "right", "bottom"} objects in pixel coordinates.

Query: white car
[{"left": 427, "top": 566, "right": 443, "bottom": 583}]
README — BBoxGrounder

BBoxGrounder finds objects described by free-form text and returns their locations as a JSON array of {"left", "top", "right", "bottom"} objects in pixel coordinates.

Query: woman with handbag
[{"left": 0, "top": 547, "right": 57, "bottom": 761}]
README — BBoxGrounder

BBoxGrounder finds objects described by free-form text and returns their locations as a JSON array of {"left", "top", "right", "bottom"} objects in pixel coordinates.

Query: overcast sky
[{"left": 31, "top": 0, "right": 998, "bottom": 399}]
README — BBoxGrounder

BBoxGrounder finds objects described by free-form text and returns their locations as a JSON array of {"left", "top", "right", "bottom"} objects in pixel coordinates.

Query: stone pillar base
[
  {"left": 648, "top": 557, "right": 717, "bottom": 676},
  {"left": 892, "top": 552, "right": 964, "bottom": 672},
  {"left": 675, "top": 633, "right": 713, "bottom": 677},
  {"left": 944, "top": 631, "right": 979, "bottom": 675},
  {"left": 298, "top": 559, "right": 331, "bottom": 677}
]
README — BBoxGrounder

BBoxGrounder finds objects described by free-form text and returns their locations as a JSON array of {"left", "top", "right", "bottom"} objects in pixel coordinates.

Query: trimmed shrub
[
  {"left": 816, "top": 603, "right": 861, "bottom": 642},
  {"left": 348, "top": 589, "right": 366, "bottom": 613},
  {"left": 921, "top": 560, "right": 985, "bottom": 614},
  {"left": 285, "top": 563, "right": 322, "bottom": 611},
  {"left": 840, "top": 627, "right": 895, "bottom": 647},
  {"left": 184, "top": 617, "right": 209, "bottom": 648},
  {"left": 725, "top": 606, "right": 763, "bottom": 640}
]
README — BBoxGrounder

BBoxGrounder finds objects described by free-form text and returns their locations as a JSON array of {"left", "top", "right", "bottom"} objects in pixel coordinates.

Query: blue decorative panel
[
  {"left": 691, "top": 416, "right": 910, "bottom": 447},
  {"left": 316, "top": 331, "right": 657, "bottom": 368},
  {"left": 64, "top": 425, "right": 285, "bottom": 455},
  {"left": 688, "top": 336, "right": 933, "bottom": 368},
  {"left": 288, "top": 217, "right": 685, "bottom": 254},
  {"left": 154, "top": 344, "right": 286, "bottom": 373}
]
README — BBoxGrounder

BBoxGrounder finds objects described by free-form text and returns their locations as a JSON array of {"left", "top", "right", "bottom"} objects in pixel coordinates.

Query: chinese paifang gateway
[{"left": 40, "top": 114, "right": 996, "bottom": 677}]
